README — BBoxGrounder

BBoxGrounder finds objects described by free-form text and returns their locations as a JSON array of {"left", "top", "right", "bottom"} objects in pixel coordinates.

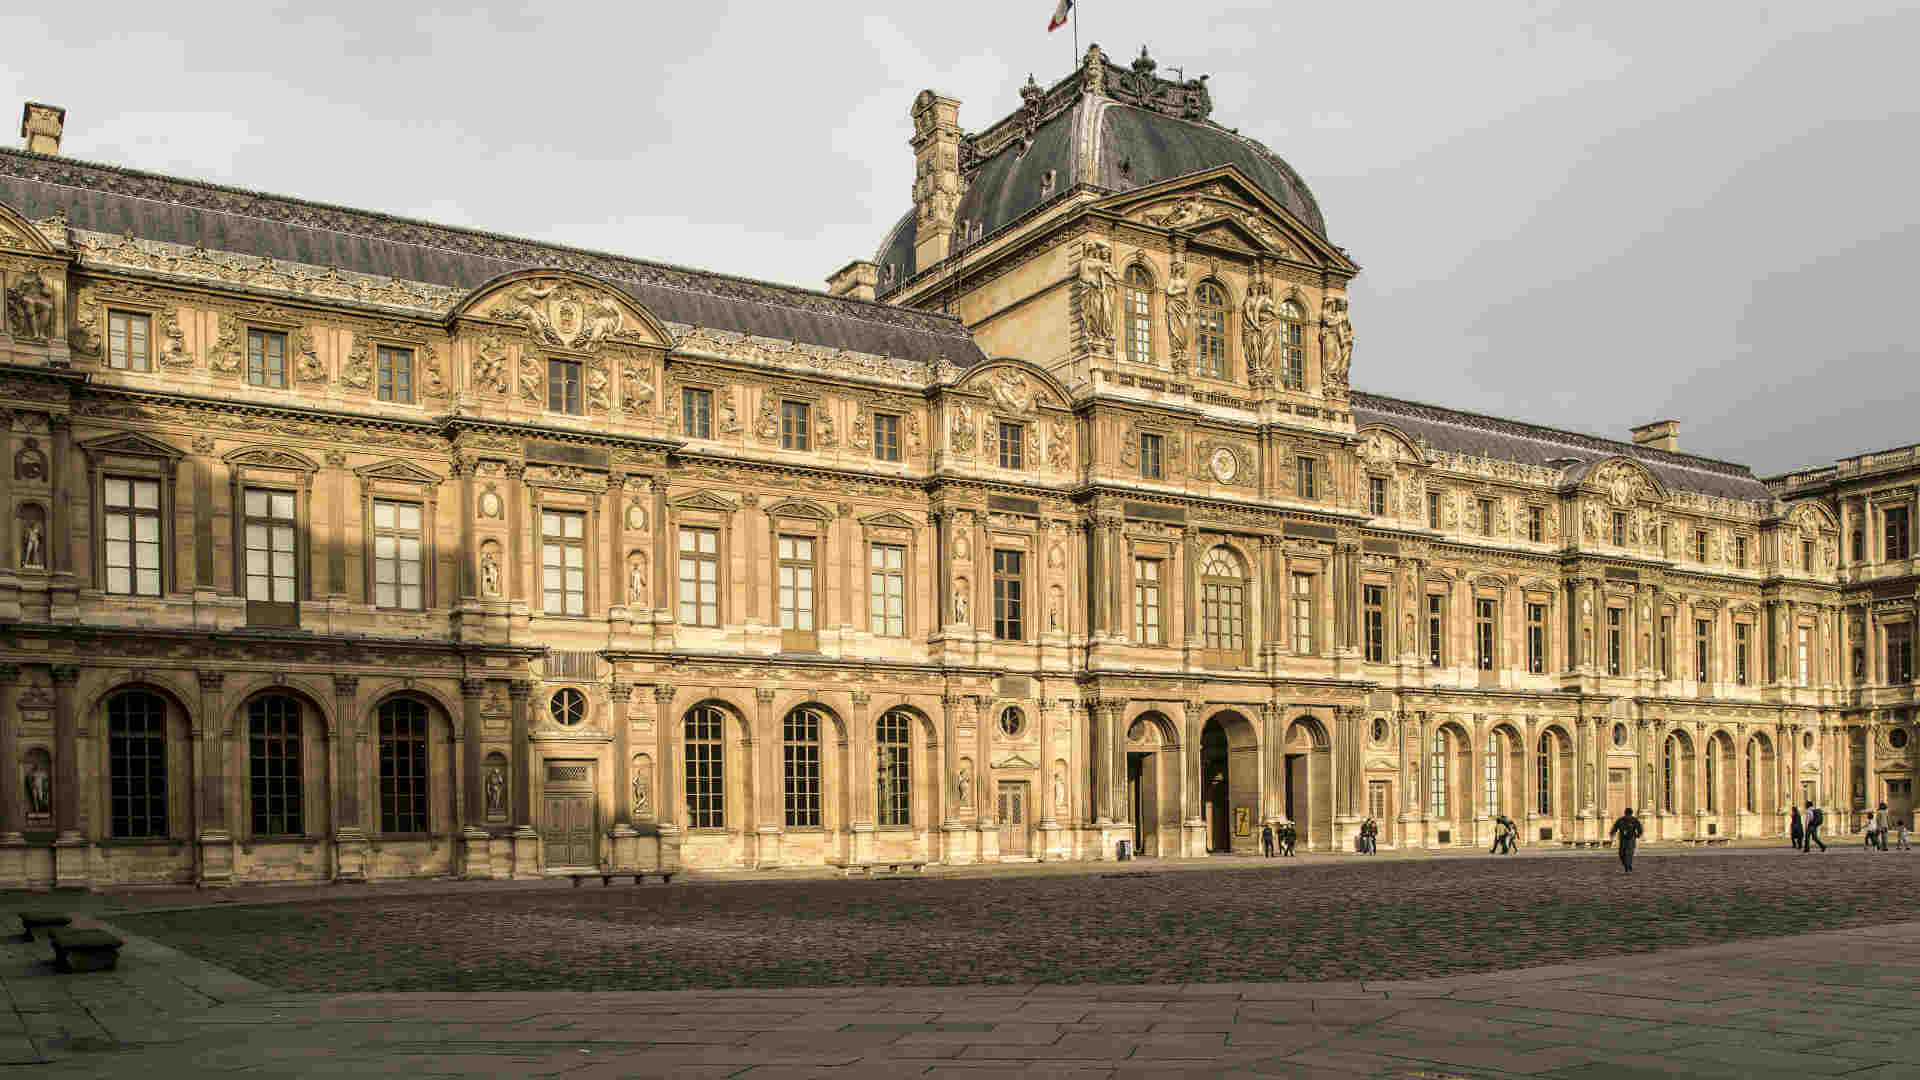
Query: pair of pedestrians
[
  {"left": 1801, "top": 801, "right": 1827, "bottom": 852},
  {"left": 1259, "top": 821, "right": 1299, "bottom": 857},
  {"left": 1489, "top": 815, "right": 1518, "bottom": 855},
  {"left": 1864, "top": 803, "right": 1896, "bottom": 851}
]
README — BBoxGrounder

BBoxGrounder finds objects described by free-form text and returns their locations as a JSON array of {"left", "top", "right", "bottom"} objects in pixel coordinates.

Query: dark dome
[{"left": 876, "top": 87, "right": 1328, "bottom": 290}]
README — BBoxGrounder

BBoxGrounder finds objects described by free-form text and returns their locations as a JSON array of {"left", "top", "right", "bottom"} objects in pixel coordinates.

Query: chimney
[
  {"left": 20, "top": 102, "right": 65, "bottom": 155},
  {"left": 910, "top": 90, "right": 962, "bottom": 269},
  {"left": 827, "top": 260, "right": 879, "bottom": 301},
  {"left": 1630, "top": 420, "right": 1680, "bottom": 452}
]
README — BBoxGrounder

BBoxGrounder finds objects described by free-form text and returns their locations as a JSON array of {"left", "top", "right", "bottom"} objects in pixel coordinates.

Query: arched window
[
  {"left": 1194, "top": 282, "right": 1228, "bottom": 379},
  {"left": 378, "top": 698, "right": 429, "bottom": 834},
  {"left": 1484, "top": 734, "right": 1502, "bottom": 816},
  {"left": 1537, "top": 733, "right": 1552, "bottom": 816},
  {"left": 1663, "top": 735, "right": 1677, "bottom": 813},
  {"left": 109, "top": 691, "right": 168, "bottom": 838},
  {"left": 1199, "top": 546, "right": 1246, "bottom": 665},
  {"left": 1279, "top": 299, "right": 1305, "bottom": 389},
  {"left": 1430, "top": 730, "right": 1448, "bottom": 818},
  {"left": 1745, "top": 740, "right": 1756, "bottom": 813},
  {"left": 685, "top": 706, "right": 726, "bottom": 829},
  {"left": 1124, "top": 265, "right": 1154, "bottom": 365},
  {"left": 248, "top": 695, "right": 303, "bottom": 837},
  {"left": 783, "top": 707, "right": 824, "bottom": 828},
  {"left": 877, "top": 710, "right": 912, "bottom": 827}
]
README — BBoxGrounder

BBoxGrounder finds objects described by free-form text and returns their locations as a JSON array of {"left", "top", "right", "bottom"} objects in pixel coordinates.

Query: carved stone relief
[
  {"left": 472, "top": 335, "right": 509, "bottom": 395},
  {"left": 206, "top": 312, "right": 243, "bottom": 375},
  {"left": 5, "top": 271, "right": 55, "bottom": 342},
  {"left": 621, "top": 356, "right": 654, "bottom": 415}
]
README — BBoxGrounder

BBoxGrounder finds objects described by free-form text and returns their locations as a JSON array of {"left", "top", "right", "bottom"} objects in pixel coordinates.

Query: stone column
[
  {"left": 1261, "top": 701, "right": 1284, "bottom": 824},
  {"left": 508, "top": 680, "right": 539, "bottom": 878},
  {"left": 1338, "top": 705, "right": 1364, "bottom": 824},
  {"left": 974, "top": 694, "right": 998, "bottom": 861},
  {"left": 1181, "top": 698, "right": 1206, "bottom": 855},
  {"left": 1090, "top": 698, "right": 1113, "bottom": 824},
  {"left": 331, "top": 674, "right": 369, "bottom": 882},
  {"left": 849, "top": 690, "right": 874, "bottom": 864},
  {"left": 751, "top": 687, "right": 775, "bottom": 867},
  {"left": 457, "top": 678, "right": 490, "bottom": 878},
  {"left": 940, "top": 693, "right": 967, "bottom": 860},
  {"left": 1411, "top": 711, "right": 1428, "bottom": 837},
  {"left": 192, "top": 670, "right": 234, "bottom": 886},
  {"left": 608, "top": 682, "right": 637, "bottom": 870},
  {"left": 653, "top": 684, "right": 681, "bottom": 869}
]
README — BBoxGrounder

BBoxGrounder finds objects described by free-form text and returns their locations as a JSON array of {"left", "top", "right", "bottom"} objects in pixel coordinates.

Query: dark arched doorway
[
  {"left": 1201, "top": 711, "right": 1260, "bottom": 853},
  {"left": 1202, "top": 718, "right": 1229, "bottom": 852}
]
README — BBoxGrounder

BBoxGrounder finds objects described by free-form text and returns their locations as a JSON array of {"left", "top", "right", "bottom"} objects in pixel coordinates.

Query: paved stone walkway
[{"left": 7, "top": 917, "right": 1917, "bottom": 1077}]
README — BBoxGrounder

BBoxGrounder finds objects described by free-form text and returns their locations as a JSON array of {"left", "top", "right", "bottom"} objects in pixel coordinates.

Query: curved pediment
[
  {"left": 860, "top": 510, "right": 920, "bottom": 531},
  {"left": 224, "top": 446, "right": 319, "bottom": 473},
  {"left": 452, "top": 268, "right": 671, "bottom": 351},
  {"left": 1355, "top": 424, "right": 1422, "bottom": 469},
  {"left": 0, "top": 200, "right": 57, "bottom": 255},
  {"left": 764, "top": 498, "right": 833, "bottom": 522},
  {"left": 1787, "top": 502, "right": 1836, "bottom": 533},
  {"left": 354, "top": 458, "right": 443, "bottom": 486},
  {"left": 668, "top": 489, "right": 737, "bottom": 513},
  {"left": 1585, "top": 456, "right": 1665, "bottom": 507},
  {"left": 955, "top": 359, "right": 1069, "bottom": 416}
]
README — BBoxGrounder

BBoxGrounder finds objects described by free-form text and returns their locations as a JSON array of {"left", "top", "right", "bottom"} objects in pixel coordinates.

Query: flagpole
[{"left": 1074, "top": 3, "right": 1079, "bottom": 58}]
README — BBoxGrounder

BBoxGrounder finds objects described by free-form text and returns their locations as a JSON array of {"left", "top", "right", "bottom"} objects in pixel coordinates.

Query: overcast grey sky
[{"left": 6, "top": 1, "right": 1914, "bottom": 476}]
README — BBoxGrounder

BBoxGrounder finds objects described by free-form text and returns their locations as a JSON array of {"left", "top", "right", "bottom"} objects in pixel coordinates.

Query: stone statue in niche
[
  {"left": 1053, "top": 766, "right": 1067, "bottom": 810},
  {"left": 484, "top": 761, "right": 508, "bottom": 819},
  {"left": 23, "top": 751, "right": 51, "bottom": 818},
  {"left": 952, "top": 579, "right": 969, "bottom": 623},
  {"left": 1078, "top": 241, "right": 1118, "bottom": 343},
  {"left": 632, "top": 767, "right": 651, "bottom": 817},
  {"left": 480, "top": 548, "right": 501, "bottom": 597},
  {"left": 1240, "top": 277, "right": 1276, "bottom": 380},
  {"left": 5, "top": 271, "right": 56, "bottom": 342},
  {"left": 13, "top": 440, "right": 44, "bottom": 482},
  {"left": 623, "top": 551, "right": 658, "bottom": 605},
  {"left": 1319, "top": 295, "right": 1354, "bottom": 389},
  {"left": 956, "top": 763, "right": 972, "bottom": 806},
  {"left": 19, "top": 514, "right": 43, "bottom": 569},
  {"left": 1048, "top": 584, "right": 1064, "bottom": 630}
]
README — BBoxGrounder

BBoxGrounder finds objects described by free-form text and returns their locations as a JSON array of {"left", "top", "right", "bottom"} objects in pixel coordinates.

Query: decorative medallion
[
  {"left": 478, "top": 487, "right": 503, "bottom": 520},
  {"left": 1209, "top": 447, "right": 1238, "bottom": 483}
]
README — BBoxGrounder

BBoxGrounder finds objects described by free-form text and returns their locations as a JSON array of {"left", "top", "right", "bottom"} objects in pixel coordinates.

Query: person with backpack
[
  {"left": 1609, "top": 807, "right": 1643, "bottom": 873},
  {"left": 1803, "top": 801, "right": 1826, "bottom": 852},
  {"left": 1790, "top": 805, "right": 1805, "bottom": 851}
]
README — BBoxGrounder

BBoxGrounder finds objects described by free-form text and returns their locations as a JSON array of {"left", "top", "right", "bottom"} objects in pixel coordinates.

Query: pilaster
[{"left": 331, "top": 674, "right": 369, "bottom": 883}]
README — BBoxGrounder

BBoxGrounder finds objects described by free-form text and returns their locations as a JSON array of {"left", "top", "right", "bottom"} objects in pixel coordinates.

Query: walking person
[
  {"left": 1790, "top": 805, "right": 1805, "bottom": 851},
  {"left": 1874, "top": 803, "right": 1890, "bottom": 852},
  {"left": 1261, "top": 821, "right": 1275, "bottom": 858},
  {"left": 1895, "top": 811, "right": 1911, "bottom": 852},
  {"left": 1804, "top": 801, "right": 1827, "bottom": 852},
  {"left": 1281, "top": 821, "right": 1297, "bottom": 857},
  {"left": 1610, "top": 807, "right": 1643, "bottom": 873},
  {"left": 1361, "top": 818, "right": 1377, "bottom": 854}
]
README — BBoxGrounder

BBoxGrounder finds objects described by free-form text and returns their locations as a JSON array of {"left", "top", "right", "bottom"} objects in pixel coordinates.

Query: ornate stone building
[{"left": 0, "top": 50, "right": 1910, "bottom": 888}]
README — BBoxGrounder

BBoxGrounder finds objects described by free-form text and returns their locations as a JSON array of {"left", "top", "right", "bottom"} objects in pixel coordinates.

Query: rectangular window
[
  {"left": 1368, "top": 780, "right": 1388, "bottom": 822},
  {"left": 998, "top": 422, "right": 1025, "bottom": 469},
  {"left": 243, "top": 488, "right": 298, "bottom": 608},
  {"left": 1369, "top": 476, "right": 1387, "bottom": 517},
  {"left": 1611, "top": 512, "right": 1626, "bottom": 546},
  {"left": 777, "top": 535, "right": 815, "bottom": 631},
  {"left": 682, "top": 387, "right": 713, "bottom": 439},
  {"left": 1695, "top": 618, "right": 1712, "bottom": 682},
  {"left": 1527, "top": 602, "right": 1547, "bottom": 674},
  {"left": 1362, "top": 584, "right": 1385, "bottom": 662},
  {"left": 1606, "top": 607, "right": 1623, "bottom": 675},
  {"left": 869, "top": 543, "right": 905, "bottom": 637},
  {"left": 1694, "top": 529, "right": 1708, "bottom": 562},
  {"left": 1852, "top": 528, "right": 1865, "bottom": 563},
  {"left": 783, "top": 710, "right": 822, "bottom": 828},
  {"left": 876, "top": 712, "right": 911, "bottom": 827},
  {"left": 1297, "top": 457, "right": 1317, "bottom": 500},
  {"left": 247, "top": 329, "right": 286, "bottom": 388},
  {"left": 1430, "top": 733, "right": 1448, "bottom": 819},
  {"left": 1735, "top": 623, "right": 1751, "bottom": 685},
  {"left": 1290, "top": 573, "right": 1314, "bottom": 654},
  {"left": 1140, "top": 432, "right": 1163, "bottom": 479},
  {"left": 249, "top": 699, "right": 303, "bottom": 837},
  {"left": 1428, "top": 594, "right": 1445, "bottom": 667},
  {"left": 376, "top": 346, "right": 413, "bottom": 404},
  {"left": 677, "top": 527, "right": 720, "bottom": 626},
  {"left": 1475, "top": 597, "right": 1496, "bottom": 670},
  {"left": 1801, "top": 540, "right": 1814, "bottom": 574},
  {"left": 1134, "top": 558, "right": 1163, "bottom": 645},
  {"left": 1889, "top": 623, "right": 1914, "bottom": 683},
  {"left": 103, "top": 476, "right": 162, "bottom": 596},
  {"left": 1658, "top": 615, "right": 1673, "bottom": 677},
  {"left": 541, "top": 510, "right": 586, "bottom": 616},
  {"left": 1282, "top": 320, "right": 1305, "bottom": 389},
  {"left": 547, "top": 358, "right": 582, "bottom": 414},
  {"left": 107, "top": 310, "right": 151, "bottom": 371},
  {"left": 1659, "top": 523, "right": 1669, "bottom": 554},
  {"left": 1735, "top": 534, "right": 1749, "bottom": 568},
  {"left": 782, "top": 400, "right": 812, "bottom": 451},
  {"left": 1478, "top": 498, "right": 1494, "bottom": 536},
  {"left": 372, "top": 500, "right": 424, "bottom": 610},
  {"left": 992, "top": 549, "right": 1024, "bottom": 641},
  {"left": 1797, "top": 625, "right": 1811, "bottom": 683},
  {"left": 873, "top": 413, "right": 901, "bottom": 462},
  {"left": 1428, "top": 492, "right": 1442, "bottom": 530},
  {"left": 1888, "top": 507, "right": 1911, "bottom": 561},
  {"left": 685, "top": 708, "right": 724, "bottom": 829},
  {"left": 1527, "top": 505, "right": 1543, "bottom": 543}
]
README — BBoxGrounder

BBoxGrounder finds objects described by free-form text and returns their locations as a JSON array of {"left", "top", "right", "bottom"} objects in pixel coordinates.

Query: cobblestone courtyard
[{"left": 111, "top": 848, "right": 1920, "bottom": 993}]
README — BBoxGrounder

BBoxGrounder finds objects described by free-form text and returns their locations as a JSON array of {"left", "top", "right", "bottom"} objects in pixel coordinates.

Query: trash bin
[{"left": 1116, "top": 838, "right": 1131, "bottom": 861}]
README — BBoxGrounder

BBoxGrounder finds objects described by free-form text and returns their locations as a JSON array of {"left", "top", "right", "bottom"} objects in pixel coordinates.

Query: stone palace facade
[{"left": 0, "top": 47, "right": 1913, "bottom": 888}]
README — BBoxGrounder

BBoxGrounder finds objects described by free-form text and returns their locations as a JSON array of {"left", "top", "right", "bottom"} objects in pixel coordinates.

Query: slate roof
[
  {"left": 1351, "top": 390, "right": 1774, "bottom": 502},
  {"left": 876, "top": 98, "right": 1328, "bottom": 287},
  {"left": 0, "top": 147, "right": 986, "bottom": 369}
]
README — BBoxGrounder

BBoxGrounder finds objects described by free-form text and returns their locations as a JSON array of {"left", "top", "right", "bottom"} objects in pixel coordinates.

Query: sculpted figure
[
  {"left": 1164, "top": 262, "right": 1191, "bottom": 360},
  {"left": 1053, "top": 767, "right": 1066, "bottom": 810},
  {"left": 988, "top": 370, "right": 1033, "bottom": 415},
  {"left": 628, "top": 557, "right": 648, "bottom": 606},
  {"left": 21, "top": 521, "right": 42, "bottom": 568},
  {"left": 1319, "top": 295, "right": 1353, "bottom": 388},
  {"left": 1240, "top": 278, "right": 1276, "bottom": 379},
  {"left": 517, "top": 355, "right": 543, "bottom": 404},
  {"left": 484, "top": 767, "right": 507, "bottom": 817},
  {"left": 632, "top": 771, "right": 651, "bottom": 817},
  {"left": 474, "top": 337, "right": 509, "bottom": 394},
  {"left": 956, "top": 763, "right": 972, "bottom": 806},
  {"left": 1078, "top": 242, "right": 1119, "bottom": 342},
  {"left": 24, "top": 758, "right": 50, "bottom": 816},
  {"left": 6, "top": 272, "right": 55, "bottom": 341},
  {"left": 952, "top": 581, "right": 969, "bottom": 623},
  {"left": 480, "top": 550, "right": 501, "bottom": 596}
]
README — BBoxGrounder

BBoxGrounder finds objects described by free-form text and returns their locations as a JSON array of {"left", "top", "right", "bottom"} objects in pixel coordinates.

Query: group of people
[
  {"left": 1258, "top": 821, "right": 1299, "bottom": 857},
  {"left": 1860, "top": 802, "right": 1912, "bottom": 851},
  {"left": 1356, "top": 818, "right": 1380, "bottom": 853},
  {"left": 1489, "top": 814, "right": 1520, "bottom": 854},
  {"left": 1789, "top": 802, "right": 1828, "bottom": 852}
]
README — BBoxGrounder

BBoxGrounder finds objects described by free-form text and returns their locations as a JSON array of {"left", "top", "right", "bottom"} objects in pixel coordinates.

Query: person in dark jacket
[
  {"left": 1261, "top": 822, "right": 1275, "bottom": 857},
  {"left": 1790, "top": 805, "right": 1804, "bottom": 851},
  {"left": 1609, "top": 807, "right": 1643, "bottom": 872},
  {"left": 1804, "top": 801, "right": 1826, "bottom": 852}
]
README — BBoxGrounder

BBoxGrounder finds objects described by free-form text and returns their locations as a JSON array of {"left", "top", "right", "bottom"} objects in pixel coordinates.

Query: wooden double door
[
  {"left": 541, "top": 759, "right": 599, "bottom": 869},
  {"left": 998, "top": 781, "right": 1030, "bottom": 856}
]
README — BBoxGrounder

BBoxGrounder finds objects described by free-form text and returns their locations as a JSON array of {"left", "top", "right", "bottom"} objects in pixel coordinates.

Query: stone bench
[
  {"left": 17, "top": 911, "right": 71, "bottom": 941},
  {"left": 569, "top": 871, "right": 675, "bottom": 887},
  {"left": 48, "top": 928, "right": 124, "bottom": 973},
  {"left": 843, "top": 860, "right": 929, "bottom": 877}
]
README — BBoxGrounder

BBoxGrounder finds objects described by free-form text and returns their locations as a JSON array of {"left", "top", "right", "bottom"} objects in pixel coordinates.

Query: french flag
[{"left": 1049, "top": 0, "right": 1073, "bottom": 32}]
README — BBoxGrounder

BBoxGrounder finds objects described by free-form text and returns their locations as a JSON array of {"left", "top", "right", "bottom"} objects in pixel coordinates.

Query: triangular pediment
[
  {"left": 224, "top": 446, "right": 319, "bottom": 473},
  {"left": 860, "top": 510, "right": 920, "bottom": 531},
  {"left": 669, "top": 489, "right": 737, "bottom": 513},
  {"left": 994, "top": 753, "right": 1039, "bottom": 770},
  {"left": 354, "top": 458, "right": 444, "bottom": 485},
  {"left": 79, "top": 430, "right": 184, "bottom": 460},
  {"left": 764, "top": 498, "right": 833, "bottom": 521},
  {"left": 1100, "top": 166, "right": 1356, "bottom": 272}
]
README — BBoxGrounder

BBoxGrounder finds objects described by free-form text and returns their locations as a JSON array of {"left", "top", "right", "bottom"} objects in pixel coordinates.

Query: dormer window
[
  {"left": 1124, "top": 265, "right": 1154, "bottom": 365},
  {"left": 1279, "top": 300, "right": 1305, "bottom": 389},
  {"left": 1195, "top": 282, "right": 1228, "bottom": 379}
]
